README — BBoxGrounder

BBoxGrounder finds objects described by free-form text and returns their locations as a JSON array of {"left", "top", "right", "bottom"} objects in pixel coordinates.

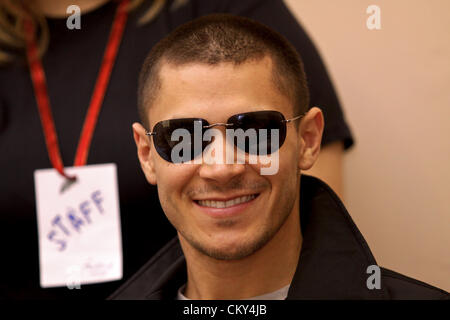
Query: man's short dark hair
[{"left": 138, "top": 13, "right": 309, "bottom": 129}]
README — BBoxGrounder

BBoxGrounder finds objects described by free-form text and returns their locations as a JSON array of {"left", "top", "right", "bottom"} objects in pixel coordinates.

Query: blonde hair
[{"left": 0, "top": 0, "right": 167, "bottom": 64}]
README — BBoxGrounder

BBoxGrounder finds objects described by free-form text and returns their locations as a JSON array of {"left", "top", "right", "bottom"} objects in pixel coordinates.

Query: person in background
[{"left": 0, "top": 0, "right": 353, "bottom": 299}]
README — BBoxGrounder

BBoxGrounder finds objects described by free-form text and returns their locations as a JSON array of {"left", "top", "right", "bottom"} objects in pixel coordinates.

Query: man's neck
[
  {"left": 32, "top": 0, "right": 111, "bottom": 18},
  {"left": 179, "top": 201, "right": 302, "bottom": 300}
]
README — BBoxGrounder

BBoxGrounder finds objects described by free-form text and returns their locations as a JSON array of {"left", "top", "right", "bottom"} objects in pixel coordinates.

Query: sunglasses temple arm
[{"left": 283, "top": 114, "right": 304, "bottom": 123}]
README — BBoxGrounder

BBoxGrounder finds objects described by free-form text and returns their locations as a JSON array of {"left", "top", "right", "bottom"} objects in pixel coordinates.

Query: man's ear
[
  {"left": 298, "top": 107, "right": 324, "bottom": 170},
  {"left": 132, "top": 122, "right": 157, "bottom": 185}
]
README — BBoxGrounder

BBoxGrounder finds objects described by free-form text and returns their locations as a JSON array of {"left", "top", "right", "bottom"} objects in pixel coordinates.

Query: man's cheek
[{"left": 156, "top": 181, "right": 173, "bottom": 207}]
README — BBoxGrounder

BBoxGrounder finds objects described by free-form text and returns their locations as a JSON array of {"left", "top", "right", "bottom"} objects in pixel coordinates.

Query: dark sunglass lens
[
  {"left": 153, "top": 118, "right": 208, "bottom": 163},
  {"left": 228, "top": 111, "right": 287, "bottom": 155}
]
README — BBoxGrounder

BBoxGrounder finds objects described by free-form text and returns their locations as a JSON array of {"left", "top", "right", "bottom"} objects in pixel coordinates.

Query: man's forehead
[
  {"left": 157, "top": 56, "right": 275, "bottom": 86},
  {"left": 148, "top": 57, "right": 290, "bottom": 122}
]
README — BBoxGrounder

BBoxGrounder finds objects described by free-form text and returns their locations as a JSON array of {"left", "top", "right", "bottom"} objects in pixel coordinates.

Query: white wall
[{"left": 285, "top": 0, "right": 450, "bottom": 291}]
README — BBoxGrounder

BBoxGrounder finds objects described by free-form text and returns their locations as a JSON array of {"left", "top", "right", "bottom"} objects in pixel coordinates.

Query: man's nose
[
  {"left": 198, "top": 161, "right": 246, "bottom": 184},
  {"left": 198, "top": 128, "right": 245, "bottom": 184}
]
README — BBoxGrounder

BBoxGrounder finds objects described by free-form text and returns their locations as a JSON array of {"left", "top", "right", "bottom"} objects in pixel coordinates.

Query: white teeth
[{"left": 198, "top": 194, "right": 256, "bottom": 208}]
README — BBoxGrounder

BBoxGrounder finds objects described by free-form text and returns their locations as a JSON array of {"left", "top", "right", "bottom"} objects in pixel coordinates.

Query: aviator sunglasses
[{"left": 145, "top": 110, "right": 304, "bottom": 163}]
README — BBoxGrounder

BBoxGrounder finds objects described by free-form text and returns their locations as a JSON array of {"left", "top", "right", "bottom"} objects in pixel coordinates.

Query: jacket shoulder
[
  {"left": 381, "top": 267, "right": 449, "bottom": 299},
  {"left": 108, "top": 237, "right": 183, "bottom": 300}
]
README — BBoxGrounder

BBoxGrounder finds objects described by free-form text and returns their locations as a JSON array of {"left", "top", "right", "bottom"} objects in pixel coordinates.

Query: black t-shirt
[{"left": 0, "top": 0, "right": 353, "bottom": 299}]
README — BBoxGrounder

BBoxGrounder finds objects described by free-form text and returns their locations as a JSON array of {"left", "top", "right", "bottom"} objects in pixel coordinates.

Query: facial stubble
[{"left": 174, "top": 176, "right": 298, "bottom": 261}]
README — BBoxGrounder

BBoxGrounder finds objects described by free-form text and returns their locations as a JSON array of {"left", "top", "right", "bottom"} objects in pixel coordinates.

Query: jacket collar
[
  {"left": 287, "top": 175, "right": 389, "bottom": 299},
  {"left": 143, "top": 175, "right": 390, "bottom": 299}
]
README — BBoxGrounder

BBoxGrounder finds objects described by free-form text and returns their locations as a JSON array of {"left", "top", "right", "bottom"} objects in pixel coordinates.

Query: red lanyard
[{"left": 25, "top": 0, "right": 129, "bottom": 180}]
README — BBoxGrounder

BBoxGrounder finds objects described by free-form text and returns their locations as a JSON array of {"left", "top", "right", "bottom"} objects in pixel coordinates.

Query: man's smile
[
  {"left": 196, "top": 194, "right": 258, "bottom": 208},
  {"left": 192, "top": 193, "right": 260, "bottom": 218}
]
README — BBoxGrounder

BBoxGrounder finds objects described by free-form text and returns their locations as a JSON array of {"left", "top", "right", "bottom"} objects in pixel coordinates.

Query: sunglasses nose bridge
[
  {"left": 202, "top": 126, "right": 236, "bottom": 164},
  {"left": 202, "top": 123, "right": 237, "bottom": 162},
  {"left": 202, "top": 123, "right": 234, "bottom": 129}
]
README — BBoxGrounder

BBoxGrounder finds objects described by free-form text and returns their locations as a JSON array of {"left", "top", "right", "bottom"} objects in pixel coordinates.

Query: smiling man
[{"left": 110, "top": 14, "right": 448, "bottom": 300}]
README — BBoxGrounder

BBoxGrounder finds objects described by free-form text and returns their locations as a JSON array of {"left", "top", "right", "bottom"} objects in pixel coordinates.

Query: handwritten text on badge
[{"left": 47, "top": 190, "right": 105, "bottom": 251}]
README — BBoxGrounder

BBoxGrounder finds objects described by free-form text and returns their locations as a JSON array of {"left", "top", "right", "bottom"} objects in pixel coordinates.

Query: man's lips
[
  {"left": 193, "top": 193, "right": 260, "bottom": 218},
  {"left": 194, "top": 193, "right": 259, "bottom": 208},
  {"left": 194, "top": 193, "right": 258, "bottom": 208}
]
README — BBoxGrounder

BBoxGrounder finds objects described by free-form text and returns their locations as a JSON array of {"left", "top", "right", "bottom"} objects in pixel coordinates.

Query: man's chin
[
  {"left": 196, "top": 246, "right": 256, "bottom": 261},
  {"left": 186, "top": 231, "right": 274, "bottom": 261}
]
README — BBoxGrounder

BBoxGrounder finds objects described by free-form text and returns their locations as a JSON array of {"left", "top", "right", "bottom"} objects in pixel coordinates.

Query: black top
[
  {"left": 0, "top": 0, "right": 353, "bottom": 299},
  {"left": 109, "top": 175, "right": 449, "bottom": 300}
]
